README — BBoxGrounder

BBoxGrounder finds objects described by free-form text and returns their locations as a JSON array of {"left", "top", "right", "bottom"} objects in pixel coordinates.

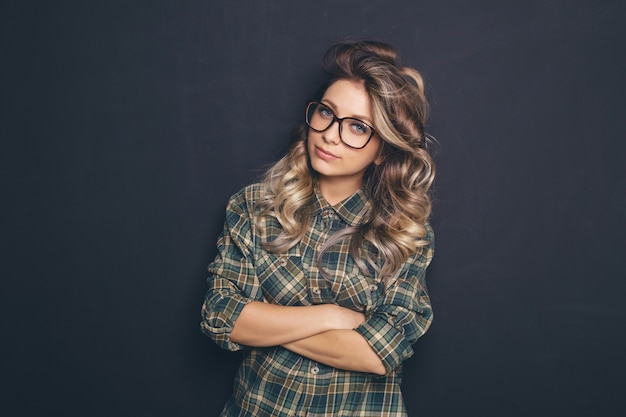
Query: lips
[{"left": 315, "top": 146, "right": 339, "bottom": 160}]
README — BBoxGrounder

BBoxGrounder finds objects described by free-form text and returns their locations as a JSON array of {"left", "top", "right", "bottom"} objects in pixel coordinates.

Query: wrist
[
  {"left": 311, "top": 304, "right": 337, "bottom": 331},
  {"left": 318, "top": 304, "right": 362, "bottom": 331}
]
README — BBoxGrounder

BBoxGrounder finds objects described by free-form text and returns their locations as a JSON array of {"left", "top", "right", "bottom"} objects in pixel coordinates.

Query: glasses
[{"left": 305, "top": 101, "right": 376, "bottom": 149}]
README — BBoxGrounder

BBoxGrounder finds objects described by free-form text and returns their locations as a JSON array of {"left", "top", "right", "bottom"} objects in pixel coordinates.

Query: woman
[{"left": 201, "top": 40, "right": 436, "bottom": 417}]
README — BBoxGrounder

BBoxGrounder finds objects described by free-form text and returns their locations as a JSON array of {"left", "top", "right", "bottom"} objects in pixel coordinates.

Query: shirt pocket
[
  {"left": 255, "top": 251, "right": 310, "bottom": 306},
  {"left": 333, "top": 262, "right": 383, "bottom": 314}
]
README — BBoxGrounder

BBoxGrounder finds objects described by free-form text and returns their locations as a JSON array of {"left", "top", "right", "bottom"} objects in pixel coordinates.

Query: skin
[
  {"left": 307, "top": 79, "right": 382, "bottom": 205},
  {"left": 230, "top": 78, "right": 386, "bottom": 376}
]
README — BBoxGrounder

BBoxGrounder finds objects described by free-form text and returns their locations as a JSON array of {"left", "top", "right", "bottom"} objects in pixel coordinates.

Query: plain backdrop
[{"left": 2, "top": 1, "right": 625, "bottom": 416}]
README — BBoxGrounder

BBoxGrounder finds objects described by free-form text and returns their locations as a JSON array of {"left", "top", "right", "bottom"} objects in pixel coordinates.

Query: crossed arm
[
  {"left": 230, "top": 301, "right": 387, "bottom": 375},
  {"left": 202, "top": 192, "right": 432, "bottom": 376}
]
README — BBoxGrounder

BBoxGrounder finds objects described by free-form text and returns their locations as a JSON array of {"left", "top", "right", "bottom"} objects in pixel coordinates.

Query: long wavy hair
[{"left": 256, "top": 40, "right": 435, "bottom": 283}]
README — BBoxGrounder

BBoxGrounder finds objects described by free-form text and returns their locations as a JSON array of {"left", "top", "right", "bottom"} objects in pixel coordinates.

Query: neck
[{"left": 318, "top": 176, "right": 362, "bottom": 205}]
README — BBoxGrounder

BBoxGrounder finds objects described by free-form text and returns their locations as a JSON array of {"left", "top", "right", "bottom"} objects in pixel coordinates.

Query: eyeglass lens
[{"left": 306, "top": 102, "right": 373, "bottom": 149}]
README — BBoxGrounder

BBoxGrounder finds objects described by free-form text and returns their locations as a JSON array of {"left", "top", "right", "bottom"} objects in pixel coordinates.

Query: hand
[{"left": 328, "top": 305, "right": 366, "bottom": 330}]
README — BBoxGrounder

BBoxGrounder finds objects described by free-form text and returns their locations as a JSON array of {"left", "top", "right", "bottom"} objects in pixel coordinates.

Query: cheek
[
  {"left": 373, "top": 143, "right": 384, "bottom": 165},
  {"left": 345, "top": 150, "right": 379, "bottom": 170},
  {"left": 307, "top": 130, "right": 325, "bottom": 150},
  {"left": 365, "top": 139, "right": 383, "bottom": 166}
]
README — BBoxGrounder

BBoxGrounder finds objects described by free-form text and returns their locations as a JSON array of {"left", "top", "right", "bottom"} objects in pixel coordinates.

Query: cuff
[
  {"left": 354, "top": 313, "right": 414, "bottom": 374},
  {"left": 201, "top": 292, "right": 253, "bottom": 351}
]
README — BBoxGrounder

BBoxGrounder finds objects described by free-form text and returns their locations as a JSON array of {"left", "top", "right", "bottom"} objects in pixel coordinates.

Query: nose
[{"left": 322, "top": 120, "right": 341, "bottom": 145}]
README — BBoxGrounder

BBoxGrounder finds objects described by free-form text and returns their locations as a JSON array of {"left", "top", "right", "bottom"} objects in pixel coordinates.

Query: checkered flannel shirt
[{"left": 201, "top": 183, "right": 434, "bottom": 417}]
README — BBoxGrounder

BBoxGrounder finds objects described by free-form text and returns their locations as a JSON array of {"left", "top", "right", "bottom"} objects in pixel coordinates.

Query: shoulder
[
  {"left": 222, "top": 183, "right": 267, "bottom": 227},
  {"left": 226, "top": 182, "right": 265, "bottom": 210},
  {"left": 412, "top": 222, "right": 435, "bottom": 268},
  {"left": 399, "top": 223, "right": 434, "bottom": 274},
  {"left": 424, "top": 222, "right": 434, "bottom": 250}
]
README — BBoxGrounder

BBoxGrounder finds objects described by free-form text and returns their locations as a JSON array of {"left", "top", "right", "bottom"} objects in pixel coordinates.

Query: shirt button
[
  {"left": 369, "top": 284, "right": 379, "bottom": 292},
  {"left": 311, "top": 366, "right": 320, "bottom": 375},
  {"left": 278, "top": 257, "right": 287, "bottom": 266},
  {"left": 311, "top": 287, "right": 321, "bottom": 295}
]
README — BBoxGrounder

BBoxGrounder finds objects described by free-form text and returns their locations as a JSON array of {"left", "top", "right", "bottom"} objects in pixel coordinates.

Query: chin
[{"left": 309, "top": 160, "right": 328, "bottom": 177}]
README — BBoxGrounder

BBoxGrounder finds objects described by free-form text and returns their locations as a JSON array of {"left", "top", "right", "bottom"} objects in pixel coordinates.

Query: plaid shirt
[{"left": 201, "top": 183, "right": 434, "bottom": 417}]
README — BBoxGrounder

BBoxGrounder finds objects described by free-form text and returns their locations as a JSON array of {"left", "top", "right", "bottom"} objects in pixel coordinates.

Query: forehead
[{"left": 321, "top": 79, "right": 372, "bottom": 119}]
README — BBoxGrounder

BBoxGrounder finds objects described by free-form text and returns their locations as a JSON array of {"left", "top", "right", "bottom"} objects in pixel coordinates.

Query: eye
[
  {"left": 348, "top": 119, "right": 371, "bottom": 136},
  {"left": 318, "top": 105, "right": 334, "bottom": 119}
]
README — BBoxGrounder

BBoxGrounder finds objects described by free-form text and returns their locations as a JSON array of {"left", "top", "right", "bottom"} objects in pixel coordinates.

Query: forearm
[
  {"left": 230, "top": 302, "right": 364, "bottom": 347},
  {"left": 282, "top": 330, "right": 386, "bottom": 375}
]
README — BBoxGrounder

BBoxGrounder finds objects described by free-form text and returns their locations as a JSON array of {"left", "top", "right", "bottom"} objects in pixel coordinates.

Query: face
[{"left": 307, "top": 79, "right": 382, "bottom": 192}]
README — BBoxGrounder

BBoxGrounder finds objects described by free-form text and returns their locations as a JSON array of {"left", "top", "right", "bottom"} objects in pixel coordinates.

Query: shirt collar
[{"left": 311, "top": 187, "right": 372, "bottom": 226}]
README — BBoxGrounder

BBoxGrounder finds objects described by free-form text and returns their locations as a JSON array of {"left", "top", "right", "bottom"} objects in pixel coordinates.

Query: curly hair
[{"left": 256, "top": 40, "right": 436, "bottom": 283}]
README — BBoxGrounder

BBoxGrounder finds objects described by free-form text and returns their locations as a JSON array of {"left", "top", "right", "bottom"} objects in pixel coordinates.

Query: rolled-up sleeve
[
  {"left": 200, "top": 190, "right": 263, "bottom": 351},
  {"left": 354, "top": 225, "right": 434, "bottom": 374}
]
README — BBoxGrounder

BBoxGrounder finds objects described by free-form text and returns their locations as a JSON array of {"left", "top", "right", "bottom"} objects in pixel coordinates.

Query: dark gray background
[{"left": 2, "top": 1, "right": 625, "bottom": 416}]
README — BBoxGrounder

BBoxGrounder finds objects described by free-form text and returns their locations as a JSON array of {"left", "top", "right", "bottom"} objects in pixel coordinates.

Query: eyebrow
[{"left": 320, "top": 99, "right": 374, "bottom": 126}]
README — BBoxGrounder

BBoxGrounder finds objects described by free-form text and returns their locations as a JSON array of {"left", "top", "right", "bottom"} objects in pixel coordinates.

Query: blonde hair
[{"left": 257, "top": 40, "right": 435, "bottom": 283}]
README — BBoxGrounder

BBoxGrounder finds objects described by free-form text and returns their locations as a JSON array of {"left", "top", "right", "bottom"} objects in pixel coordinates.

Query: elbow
[
  {"left": 229, "top": 328, "right": 256, "bottom": 347},
  {"left": 370, "top": 361, "right": 387, "bottom": 376},
  {"left": 360, "top": 352, "right": 386, "bottom": 376},
  {"left": 229, "top": 323, "right": 254, "bottom": 346}
]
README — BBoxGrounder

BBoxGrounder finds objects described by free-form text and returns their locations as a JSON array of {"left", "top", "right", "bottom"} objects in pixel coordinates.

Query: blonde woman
[{"left": 201, "top": 40, "right": 436, "bottom": 417}]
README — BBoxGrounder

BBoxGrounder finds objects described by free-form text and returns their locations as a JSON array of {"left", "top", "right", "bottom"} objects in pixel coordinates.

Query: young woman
[{"left": 201, "top": 40, "right": 436, "bottom": 417}]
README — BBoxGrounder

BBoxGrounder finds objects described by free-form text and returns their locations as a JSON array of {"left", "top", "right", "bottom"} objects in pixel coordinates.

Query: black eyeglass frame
[{"left": 305, "top": 100, "right": 377, "bottom": 150}]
